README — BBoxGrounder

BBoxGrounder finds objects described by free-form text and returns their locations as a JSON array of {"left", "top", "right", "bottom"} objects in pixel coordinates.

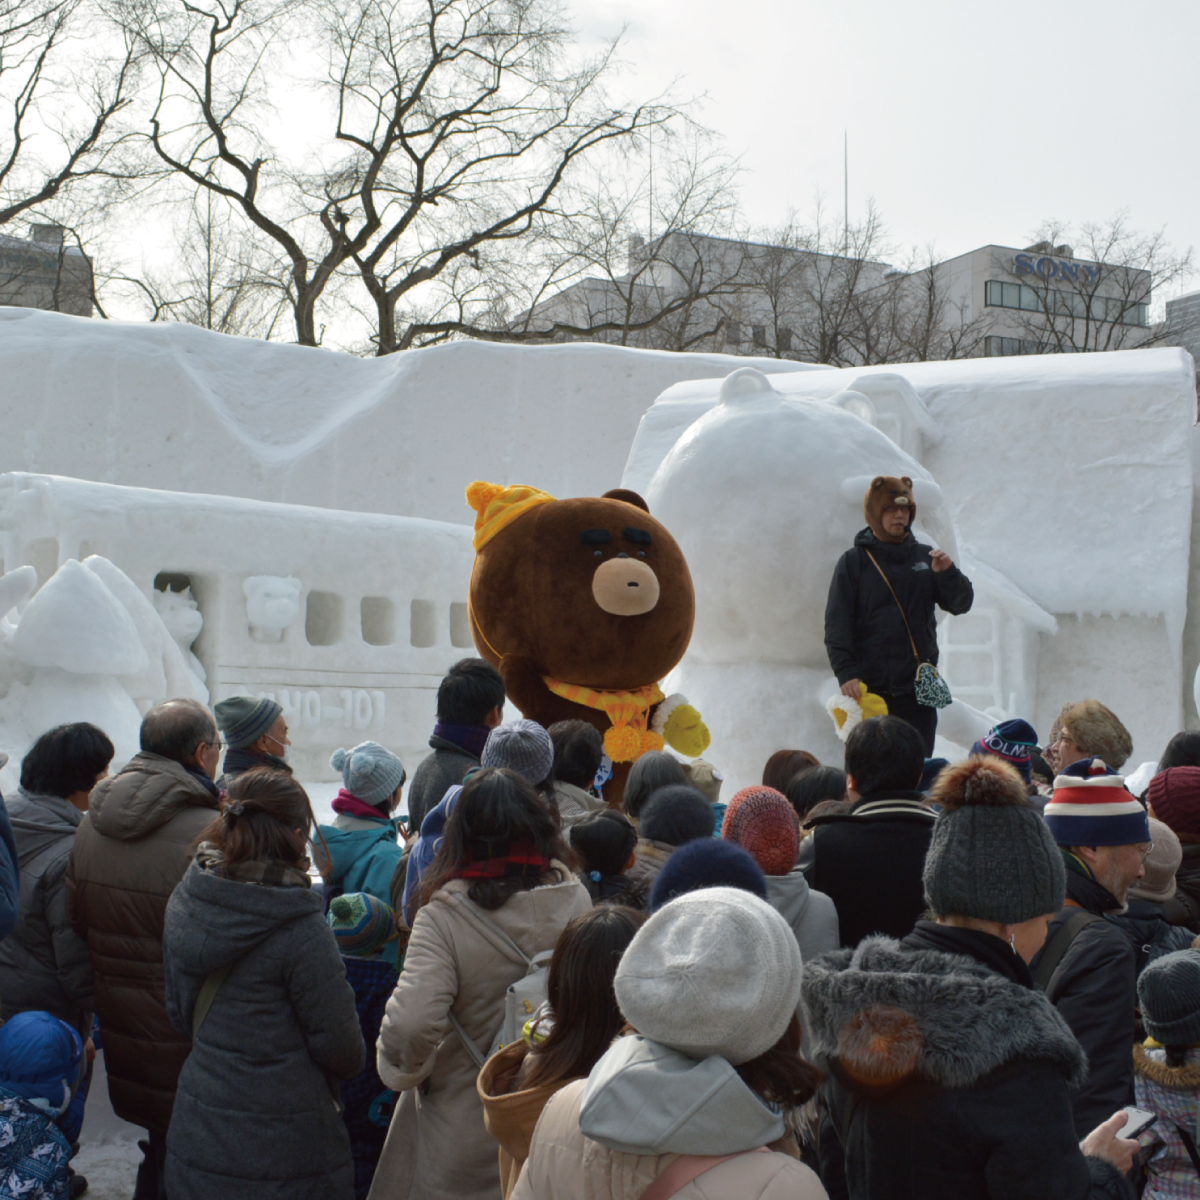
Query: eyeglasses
[{"left": 1140, "top": 842, "right": 1155, "bottom": 861}]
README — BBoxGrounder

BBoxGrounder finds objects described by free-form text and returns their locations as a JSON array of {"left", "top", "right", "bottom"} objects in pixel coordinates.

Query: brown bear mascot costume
[{"left": 466, "top": 481, "right": 710, "bottom": 804}]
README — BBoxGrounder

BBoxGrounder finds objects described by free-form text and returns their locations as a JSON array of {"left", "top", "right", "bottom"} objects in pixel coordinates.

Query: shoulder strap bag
[
  {"left": 639, "top": 1147, "right": 771, "bottom": 1200},
  {"left": 192, "top": 963, "right": 233, "bottom": 1039},
  {"left": 1031, "top": 908, "right": 1102, "bottom": 992},
  {"left": 863, "top": 549, "right": 952, "bottom": 709},
  {"left": 1174, "top": 1121, "right": 1200, "bottom": 1176}
]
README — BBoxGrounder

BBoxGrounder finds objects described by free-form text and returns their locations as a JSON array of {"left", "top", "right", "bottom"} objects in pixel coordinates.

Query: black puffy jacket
[
  {"left": 803, "top": 928, "right": 1133, "bottom": 1200},
  {"left": 824, "top": 528, "right": 974, "bottom": 693},
  {"left": 1029, "top": 867, "right": 1138, "bottom": 1138}
]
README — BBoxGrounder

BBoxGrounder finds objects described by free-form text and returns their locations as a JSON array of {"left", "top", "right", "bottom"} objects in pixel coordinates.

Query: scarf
[
  {"left": 331, "top": 788, "right": 389, "bottom": 821},
  {"left": 542, "top": 677, "right": 665, "bottom": 763},
  {"left": 221, "top": 748, "right": 293, "bottom": 779},
  {"left": 195, "top": 840, "right": 312, "bottom": 888},
  {"left": 1062, "top": 849, "right": 1122, "bottom": 914},
  {"left": 432, "top": 723, "right": 490, "bottom": 761},
  {"left": 453, "top": 839, "right": 552, "bottom": 881},
  {"left": 184, "top": 763, "right": 221, "bottom": 799},
  {"left": 903, "top": 920, "right": 1034, "bottom": 988}
]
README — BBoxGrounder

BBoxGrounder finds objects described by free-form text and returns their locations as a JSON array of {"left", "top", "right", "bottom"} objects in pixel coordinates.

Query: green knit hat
[
  {"left": 328, "top": 893, "right": 395, "bottom": 958},
  {"left": 215, "top": 695, "right": 283, "bottom": 750}
]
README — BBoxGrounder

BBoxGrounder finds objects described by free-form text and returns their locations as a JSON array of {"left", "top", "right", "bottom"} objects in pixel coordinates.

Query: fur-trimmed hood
[
  {"left": 1134, "top": 1041, "right": 1200, "bottom": 1090},
  {"left": 801, "top": 935, "right": 1086, "bottom": 1092}
]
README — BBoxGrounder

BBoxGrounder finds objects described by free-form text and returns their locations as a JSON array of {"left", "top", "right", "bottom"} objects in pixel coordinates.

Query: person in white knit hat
[{"left": 511, "top": 887, "right": 828, "bottom": 1200}]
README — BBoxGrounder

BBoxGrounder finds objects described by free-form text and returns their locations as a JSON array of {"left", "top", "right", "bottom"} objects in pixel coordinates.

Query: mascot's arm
[{"left": 651, "top": 694, "right": 711, "bottom": 759}]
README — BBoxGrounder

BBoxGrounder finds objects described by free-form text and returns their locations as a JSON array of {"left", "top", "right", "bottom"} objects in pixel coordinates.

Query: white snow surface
[{"left": 0, "top": 308, "right": 818, "bottom": 524}]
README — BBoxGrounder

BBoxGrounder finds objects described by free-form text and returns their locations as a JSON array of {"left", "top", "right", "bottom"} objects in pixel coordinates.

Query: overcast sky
[{"left": 570, "top": 0, "right": 1197, "bottom": 293}]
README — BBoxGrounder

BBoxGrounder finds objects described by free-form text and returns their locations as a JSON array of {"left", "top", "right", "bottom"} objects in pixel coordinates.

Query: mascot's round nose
[{"left": 592, "top": 557, "right": 661, "bottom": 616}]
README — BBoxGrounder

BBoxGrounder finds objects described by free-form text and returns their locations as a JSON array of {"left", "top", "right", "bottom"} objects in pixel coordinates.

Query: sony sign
[{"left": 1013, "top": 253, "right": 1101, "bottom": 285}]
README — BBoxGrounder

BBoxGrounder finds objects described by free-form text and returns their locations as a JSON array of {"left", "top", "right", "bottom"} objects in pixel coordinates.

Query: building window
[
  {"left": 777, "top": 327, "right": 793, "bottom": 352},
  {"left": 751, "top": 325, "right": 767, "bottom": 348},
  {"left": 984, "top": 279, "right": 1148, "bottom": 327},
  {"left": 984, "top": 335, "right": 1065, "bottom": 357},
  {"left": 725, "top": 320, "right": 742, "bottom": 345}
]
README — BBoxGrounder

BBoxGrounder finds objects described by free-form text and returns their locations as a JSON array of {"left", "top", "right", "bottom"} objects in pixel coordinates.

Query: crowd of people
[{"left": 4, "top": 652, "right": 1200, "bottom": 1199}]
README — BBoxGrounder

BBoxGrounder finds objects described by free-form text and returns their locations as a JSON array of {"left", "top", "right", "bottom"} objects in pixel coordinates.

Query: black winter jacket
[
  {"left": 1167, "top": 842, "right": 1200, "bottom": 932},
  {"left": 802, "top": 929, "right": 1134, "bottom": 1200},
  {"left": 1108, "top": 897, "right": 1194, "bottom": 974},
  {"left": 799, "top": 791, "right": 936, "bottom": 948},
  {"left": 824, "top": 527, "right": 974, "bottom": 693},
  {"left": 1029, "top": 866, "right": 1138, "bottom": 1138}
]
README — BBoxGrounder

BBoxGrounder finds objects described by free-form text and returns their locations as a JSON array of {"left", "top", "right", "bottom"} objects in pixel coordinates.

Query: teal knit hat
[
  {"left": 328, "top": 893, "right": 395, "bottom": 957},
  {"left": 214, "top": 695, "right": 283, "bottom": 750}
]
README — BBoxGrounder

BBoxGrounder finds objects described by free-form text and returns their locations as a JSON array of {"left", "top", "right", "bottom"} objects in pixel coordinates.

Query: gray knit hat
[
  {"left": 1139, "top": 950, "right": 1200, "bottom": 1045},
  {"left": 330, "top": 742, "right": 407, "bottom": 806},
  {"left": 481, "top": 720, "right": 554, "bottom": 786},
  {"left": 614, "top": 886, "right": 802, "bottom": 1066},
  {"left": 214, "top": 695, "right": 283, "bottom": 751},
  {"left": 1131, "top": 818, "right": 1182, "bottom": 905},
  {"left": 924, "top": 757, "right": 1065, "bottom": 924}
]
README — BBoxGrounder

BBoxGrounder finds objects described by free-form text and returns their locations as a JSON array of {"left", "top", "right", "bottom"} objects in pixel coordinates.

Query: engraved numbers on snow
[{"left": 261, "top": 688, "right": 388, "bottom": 730}]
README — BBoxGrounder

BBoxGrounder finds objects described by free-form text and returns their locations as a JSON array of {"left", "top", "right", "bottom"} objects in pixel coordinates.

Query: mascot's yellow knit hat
[{"left": 466, "top": 481, "right": 556, "bottom": 551}]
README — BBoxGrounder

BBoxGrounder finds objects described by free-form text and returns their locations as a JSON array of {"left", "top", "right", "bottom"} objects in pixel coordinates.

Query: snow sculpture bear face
[
  {"left": 645, "top": 369, "right": 940, "bottom": 668},
  {"left": 243, "top": 575, "right": 302, "bottom": 643},
  {"left": 153, "top": 587, "right": 203, "bottom": 650}
]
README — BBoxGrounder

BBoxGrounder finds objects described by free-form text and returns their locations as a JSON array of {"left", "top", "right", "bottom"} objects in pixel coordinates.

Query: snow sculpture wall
[
  {"left": 0, "top": 472, "right": 475, "bottom": 790},
  {"left": 0, "top": 308, "right": 819, "bottom": 526}
]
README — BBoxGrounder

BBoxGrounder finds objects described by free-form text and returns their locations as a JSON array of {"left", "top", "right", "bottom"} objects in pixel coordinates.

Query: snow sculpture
[
  {"left": 13, "top": 559, "right": 147, "bottom": 676},
  {"left": 643, "top": 367, "right": 973, "bottom": 785},
  {"left": 153, "top": 586, "right": 208, "bottom": 693},
  {"left": 244, "top": 576, "right": 302, "bottom": 643},
  {"left": 84, "top": 557, "right": 208, "bottom": 709}
]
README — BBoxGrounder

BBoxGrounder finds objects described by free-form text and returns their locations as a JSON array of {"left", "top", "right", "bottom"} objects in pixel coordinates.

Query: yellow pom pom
[
  {"left": 466, "top": 480, "right": 504, "bottom": 515},
  {"left": 641, "top": 731, "right": 666, "bottom": 755},
  {"left": 860, "top": 686, "right": 889, "bottom": 720},
  {"left": 605, "top": 725, "right": 644, "bottom": 763},
  {"left": 663, "top": 705, "right": 711, "bottom": 758}
]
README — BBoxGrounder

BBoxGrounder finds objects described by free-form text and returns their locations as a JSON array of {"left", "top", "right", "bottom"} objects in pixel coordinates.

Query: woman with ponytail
[
  {"left": 371, "top": 768, "right": 590, "bottom": 1200},
  {"left": 162, "top": 767, "right": 364, "bottom": 1200}
]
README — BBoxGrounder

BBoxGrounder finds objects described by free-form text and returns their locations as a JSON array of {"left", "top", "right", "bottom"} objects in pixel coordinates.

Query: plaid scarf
[
  {"left": 453, "top": 839, "right": 552, "bottom": 880},
  {"left": 196, "top": 841, "right": 312, "bottom": 888}
]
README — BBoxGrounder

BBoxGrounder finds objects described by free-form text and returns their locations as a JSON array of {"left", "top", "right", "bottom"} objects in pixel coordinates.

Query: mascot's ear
[
  {"left": 602, "top": 488, "right": 650, "bottom": 513},
  {"left": 900, "top": 476, "right": 913, "bottom": 489},
  {"left": 870, "top": 476, "right": 886, "bottom": 492}
]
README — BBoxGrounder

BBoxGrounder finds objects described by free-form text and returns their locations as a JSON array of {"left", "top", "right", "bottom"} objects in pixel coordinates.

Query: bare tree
[
  {"left": 988, "top": 214, "right": 1193, "bottom": 353},
  {"left": 0, "top": 0, "right": 140, "bottom": 229}
]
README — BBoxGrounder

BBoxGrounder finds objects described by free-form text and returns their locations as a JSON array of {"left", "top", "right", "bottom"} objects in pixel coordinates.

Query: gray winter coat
[
  {"left": 163, "top": 860, "right": 365, "bottom": 1200},
  {"left": 0, "top": 790, "right": 93, "bottom": 1029},
  {"left": 765, "top": 868, "right": 840, "bottom": 965},
  {"left": 406, "top": 735, "right": 480, "bottom": 831}
]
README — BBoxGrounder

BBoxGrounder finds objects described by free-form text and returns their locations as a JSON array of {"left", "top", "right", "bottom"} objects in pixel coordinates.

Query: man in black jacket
[
  {"left": 825, "top": 474, "right": 973, "bottom": 754},
  {"left": 1033, "top": 758, "right": 1151, "bottom": 1138},
  {"left": 799, "top": 716, "right": 935, "bottom": 947}
]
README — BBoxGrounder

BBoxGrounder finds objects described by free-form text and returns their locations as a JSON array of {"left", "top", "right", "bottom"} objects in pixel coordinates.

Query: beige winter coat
[
  {"left": 511, "top": 1079, "right": 828, "bottom": 1200},
  {"left": 370, "top": 865, "right": 590, "bottom": 1200}
]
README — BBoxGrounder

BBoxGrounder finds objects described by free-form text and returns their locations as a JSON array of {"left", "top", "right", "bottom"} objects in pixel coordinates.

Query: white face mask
[{"left": 265, "top": 734, "right": 291, "bottom": 764}]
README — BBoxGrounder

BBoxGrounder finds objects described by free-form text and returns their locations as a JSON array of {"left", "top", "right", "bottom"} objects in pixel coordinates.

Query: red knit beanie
[
  {"left": 1148, "top": 766, "right": 1200, "bottom": 837},
  {"left": 722, "top": 786, "right": 801, "bottom": 876}
]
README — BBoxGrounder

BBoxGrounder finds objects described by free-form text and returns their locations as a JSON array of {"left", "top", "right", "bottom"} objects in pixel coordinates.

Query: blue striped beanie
[{"left": 1043, "top": 757, "right": 1151, "bottom": 847}]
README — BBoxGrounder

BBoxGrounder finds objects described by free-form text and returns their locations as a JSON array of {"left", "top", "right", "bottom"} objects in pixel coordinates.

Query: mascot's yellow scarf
[{"left": 543, "top": 677, "right": 665, "bottom": 763}]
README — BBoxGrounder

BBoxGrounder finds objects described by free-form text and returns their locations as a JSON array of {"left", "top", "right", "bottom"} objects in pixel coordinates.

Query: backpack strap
[
  {"left": 639, "top": 1148, "right": 771, "bottom": 1200},
  {"left": 192, "top": 963, "right": 233, "bottom": 1040},
  {"left": 447, "top": 1009, "right": 488, "bottom": 1070},
  {"left": 462, "top": 900, "right": 535, "bottom": 969},
  {"left": 1032, "top": 909, "right": 1102, "bottom": 992},
  {"left": 1175, "top": 1122, "right": 1200, "bottom": 1176}
]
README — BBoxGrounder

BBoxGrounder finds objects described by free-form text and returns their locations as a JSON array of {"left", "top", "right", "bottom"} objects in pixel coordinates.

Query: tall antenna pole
[{"left": 843, "top": 129, "right": 848, "bottom": 254}]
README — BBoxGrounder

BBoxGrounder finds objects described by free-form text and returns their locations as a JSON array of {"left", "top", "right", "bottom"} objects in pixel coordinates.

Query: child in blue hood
[
  {"left": 0, "top": 1010, "right": 83, "bottom": 1199},
  {"left": 315, "top": 742, "right": 407, "bottom": 963}
]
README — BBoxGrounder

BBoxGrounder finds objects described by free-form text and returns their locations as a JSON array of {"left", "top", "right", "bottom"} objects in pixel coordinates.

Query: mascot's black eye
[
  {"left": 581, "top": 529, "right": 612, "bottom": 545},
  {"left": 594, "top": 550, "right": 603, "bottom": 558},
  {"left": 638, "top": 551, "right": 646, "bottom": 559}
]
